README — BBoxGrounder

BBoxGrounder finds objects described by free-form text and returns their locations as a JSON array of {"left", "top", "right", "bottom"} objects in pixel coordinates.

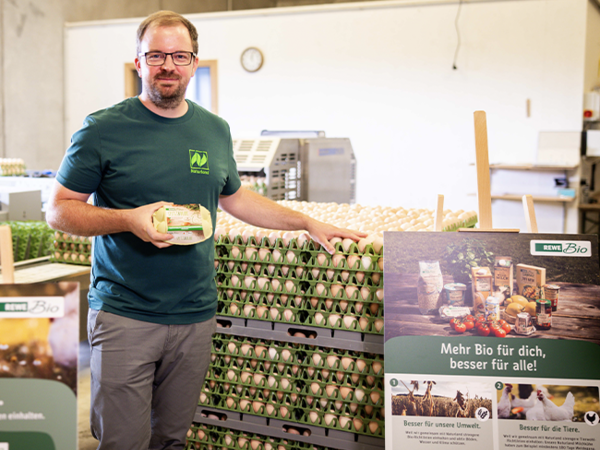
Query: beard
[{"left": 144, "top": 70, "right": 188, "bottom": 110}]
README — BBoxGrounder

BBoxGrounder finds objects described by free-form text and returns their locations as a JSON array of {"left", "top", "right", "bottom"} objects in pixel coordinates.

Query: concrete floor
[{"left": 78, "top": 342, "right": 97, "bottom": 450}]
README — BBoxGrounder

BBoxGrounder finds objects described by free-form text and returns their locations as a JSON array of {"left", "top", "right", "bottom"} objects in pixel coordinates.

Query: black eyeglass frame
[{"left": 138, "top": 51, "right": 197, "bottom": 66}]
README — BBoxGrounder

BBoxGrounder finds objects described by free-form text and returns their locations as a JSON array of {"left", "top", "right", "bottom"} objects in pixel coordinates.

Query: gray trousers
[{"left": 87, "top": 309, "right": 216, "bottom": 450}]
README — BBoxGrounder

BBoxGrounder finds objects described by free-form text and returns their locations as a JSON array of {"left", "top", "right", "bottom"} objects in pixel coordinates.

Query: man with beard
[{"left": 46, "top": 10, "right": 364, "bottom": 450}]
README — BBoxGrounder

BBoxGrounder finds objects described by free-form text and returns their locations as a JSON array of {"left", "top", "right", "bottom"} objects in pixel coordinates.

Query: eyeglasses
[{"left": 139, "top": 51, "right": 196, "bottom": 66}]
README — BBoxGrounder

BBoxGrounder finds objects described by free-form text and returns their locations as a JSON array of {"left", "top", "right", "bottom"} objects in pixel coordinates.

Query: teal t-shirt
[{"left": 56, "top": 98, "right": 241, "bottom": 324}]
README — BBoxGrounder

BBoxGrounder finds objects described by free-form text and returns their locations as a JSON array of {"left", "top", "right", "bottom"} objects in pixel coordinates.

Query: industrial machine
[{"left": 233, "top": 131, "right": 356, "bottom": 204}]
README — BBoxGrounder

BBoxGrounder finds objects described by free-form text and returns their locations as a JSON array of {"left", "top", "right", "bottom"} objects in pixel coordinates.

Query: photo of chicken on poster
[
  {"left": 390, "top": 380, "right": 493, "bottom": 419},
  {"left": 497, "top": 383, "right": 599, "bottom": 423},
  {"left": 0, "top": 282, "right": 79, "bottom": 393}
]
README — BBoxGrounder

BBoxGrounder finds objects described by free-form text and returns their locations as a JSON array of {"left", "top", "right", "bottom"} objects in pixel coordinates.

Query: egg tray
[
  {"left": 218, "top": 281, "right": 382, "bottom": 312},
  {"left": 216, "top": 260, "right": 382, "bottom": 289},
  {"left": 217, "top": 300, "right": 383, "bottom": 335},
  {"left": 206, "top": 336, "right": 384, "bottom": 423},
  {"left": 190, "top": 408, "right": 385, "bottom": 450},
  {"left": 215, "top": 317, "right": 383, "bottom": 355},
  {"left": 50, "top": 232, "right": 93, "bottom": 266},
  {"left": 211, "top": 334, "right": 384, "bottom": 377},
  {"left": 186, "top": 421, "right": 332, "bottom": 450},
  {"left": 215, "top": 241, "right": 382, "bottom": 272},
  {"left": 216, "top": 234, "right": 383, "bottom": 257},
  {"left": 197, "top": 389, "right": 384, "bottom": 439},
  {"left": 50, "top": 249, "right": 92, "bottom": 266}
]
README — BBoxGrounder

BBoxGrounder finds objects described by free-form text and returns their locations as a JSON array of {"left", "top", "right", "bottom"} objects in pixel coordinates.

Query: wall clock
[{"left": 241, "top": 47, "right": 264, "bottom": 72}]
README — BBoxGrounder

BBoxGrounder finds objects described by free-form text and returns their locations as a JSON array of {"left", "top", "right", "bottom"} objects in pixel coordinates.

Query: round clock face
[{"left": 241, "top": 47, "right": 264, "bottom": 72}]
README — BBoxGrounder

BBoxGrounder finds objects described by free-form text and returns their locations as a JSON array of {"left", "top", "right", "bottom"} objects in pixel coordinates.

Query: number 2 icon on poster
[{"left": 476, "top": 407, "right": 490, "bottom": 422}]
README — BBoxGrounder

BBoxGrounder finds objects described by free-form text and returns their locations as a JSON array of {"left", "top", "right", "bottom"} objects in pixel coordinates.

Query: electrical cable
[{"left": 453, "top": 0, "right": 463, "bottom": 70}]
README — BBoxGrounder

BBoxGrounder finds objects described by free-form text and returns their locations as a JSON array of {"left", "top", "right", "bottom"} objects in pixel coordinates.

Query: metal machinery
[{"left": 232, "top": 132, "right": 356, "bottom": 204}]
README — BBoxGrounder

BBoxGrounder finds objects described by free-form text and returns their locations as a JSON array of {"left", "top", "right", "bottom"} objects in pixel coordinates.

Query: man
[{"left": 46, "top": 10, "right": 364, "bottom": 450}]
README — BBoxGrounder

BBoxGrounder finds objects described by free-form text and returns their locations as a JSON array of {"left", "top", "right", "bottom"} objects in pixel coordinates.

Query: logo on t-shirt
[{"left": 189, "top": 150, "right": 209, "bottom": 175}]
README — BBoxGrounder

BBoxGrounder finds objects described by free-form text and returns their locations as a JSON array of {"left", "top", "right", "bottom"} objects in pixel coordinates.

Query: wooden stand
[
  {"left": 0, "top": 225, "right": 14, "bottom": 283},
  {"left": 458, "top": 111, "right": 533, "bottom": 233}
]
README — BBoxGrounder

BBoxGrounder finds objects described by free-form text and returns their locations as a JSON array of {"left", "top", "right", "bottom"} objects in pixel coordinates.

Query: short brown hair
[{"left": 137, "top": 10, "right": 198, "bottom": 55}]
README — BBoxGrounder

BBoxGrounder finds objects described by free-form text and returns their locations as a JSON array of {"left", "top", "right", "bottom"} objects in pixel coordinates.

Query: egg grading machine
[{"left": 232, "top": 133, "right": 356, "bottom": 204}]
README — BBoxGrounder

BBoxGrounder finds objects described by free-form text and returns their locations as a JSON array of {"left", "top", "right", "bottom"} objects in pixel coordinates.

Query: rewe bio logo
[
  {"left": 530, "top": 240, "right": 592, "bottom": 257},
  {"left": 189, "top": 150, "right": 209, "bottom": 175}
]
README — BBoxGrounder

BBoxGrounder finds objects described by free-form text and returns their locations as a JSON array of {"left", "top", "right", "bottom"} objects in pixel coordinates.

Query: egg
[
  {"left": 369, "top": 422, "right": 380, "bottom": 434},
  {"left": 316, "top": 252, "right": 328, "bottom": 266},
  {"left": 332, "top": 254, "right": 345, "bottom": 268},
  {"left": 326, "top": 355, "right": 339, "bottom": 368},
  {"left": 312, "top": 353, "right": 322, "bottom": 366},
  {"left": 353, "top": 418, "right": 364, "bottom": 431},
  {"left": 329, "top": 284, "right": 342, "bottom": 298},
  {"left": 324, "top": 413, "right": 336, "bottom": 425},
  {"left": 370, "top": 391, "right": 381, "bottom": 404},
  {"left": 325, "top": 384, "right": 338, "bottom": 397},
  {"left": 342, "top": 238, "right": 355, "bottom": 252},
  {"left": 339, "top": 416, "right": 352, "bottom": 429},
  {"left": 345, "top": 285, "right": 358, "bottom": 299},
  {"left": 239, "top": 399, "right": 251, "bottom": 411},
  {"left": 279, "top": 406, "right": 290, "bottom": 418},
  {"left": 243, "top": 304, "right": 256, "bottom": 317},
  {"left": 309, "top": 411, "right": 320, "bottom": 423},
  {"left": 354, "top": 388, "right": 365, "bottom": 402},
  {"left": 347, "top": 255, "right": 360, "bottom": 269},
  {"left": 340, "top": 386, "right": 352, "bottom": 399},
  {"left": 314, "top": 312, "right": 325, "bottom": 325},
  {"left": 343, "top": 315, "right": 357, "bottom": 330},
  {"left": 252, "top": 401, "right": 264, "bottom": 414},
  {"left": 372, "top": 361, "right": 383, "bottom": 375},
  {"left": 328, "top": 314, "right": 341, "bottom": 327}
]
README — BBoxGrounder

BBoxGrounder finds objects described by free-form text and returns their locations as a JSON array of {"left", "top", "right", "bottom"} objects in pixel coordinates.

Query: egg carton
[
  {"left": 215, "top": 317, "right": 383, "bottom": 354},
  {"left": 190, "top": 407, "right": 384, "bottom": 450}
]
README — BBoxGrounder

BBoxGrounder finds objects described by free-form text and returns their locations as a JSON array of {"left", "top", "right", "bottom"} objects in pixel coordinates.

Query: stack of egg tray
[
  {"left": 192, "top": 321, "right": 384, "bottom": 450},
  {"left": 2, "top": 221, "right": 54, "bottom": 263},
  {"left": 214, "top": 235, "right": 383, "bottom": 335},
  {"left": 49, "top": 231, "right": 92, "bottom": 266},
  {"left": 190, "top": 235, "right": 384, "bottom": 450}
]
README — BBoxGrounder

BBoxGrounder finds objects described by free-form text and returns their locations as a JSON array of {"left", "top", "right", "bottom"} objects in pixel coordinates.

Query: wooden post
[
  {"left": 0, "top": 225, "right": 14, "bottom": 283},
  {"left": 473, "top": 111, "right": 493, "bottom": 230},
  {"left": 433, "top": 194, "right": 444, "bottom": 232},
  {"left": 522, "top": 194, "right": 539, "bottom": 233}
]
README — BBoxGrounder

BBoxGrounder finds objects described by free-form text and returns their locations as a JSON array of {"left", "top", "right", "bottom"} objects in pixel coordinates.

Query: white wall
[{"left": 64, "top": 0, "right": 592, "bottom": 231}]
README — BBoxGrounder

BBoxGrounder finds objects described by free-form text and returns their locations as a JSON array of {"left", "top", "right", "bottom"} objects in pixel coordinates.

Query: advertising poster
[
  {"left": 384, "top": 232, "right": 600, "bottom": 450},
  {"left": 0, "top": 282, "right": 79, "bottom": 450}
]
